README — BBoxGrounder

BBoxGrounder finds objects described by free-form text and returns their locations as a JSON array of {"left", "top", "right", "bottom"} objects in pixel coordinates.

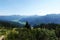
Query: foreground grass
[{"left": 0, "top": 28, "right": 59, "bottom": 40}]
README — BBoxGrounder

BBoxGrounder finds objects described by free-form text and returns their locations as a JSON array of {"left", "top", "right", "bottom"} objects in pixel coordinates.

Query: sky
[{"left": 0, "top": 0, "right": 60, "bottom": 16}]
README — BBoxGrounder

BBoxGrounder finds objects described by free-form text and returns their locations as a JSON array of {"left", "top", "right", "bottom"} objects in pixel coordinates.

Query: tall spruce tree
[{"left": 24, "top": 21, "right": 30, "bottom": 29}]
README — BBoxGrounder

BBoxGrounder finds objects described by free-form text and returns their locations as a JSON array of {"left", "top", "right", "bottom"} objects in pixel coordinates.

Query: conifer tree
[{"left": 24, "top": 21, "right": 30, "bottom": 29}]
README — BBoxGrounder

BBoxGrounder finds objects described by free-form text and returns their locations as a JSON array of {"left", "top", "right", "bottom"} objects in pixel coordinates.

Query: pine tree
[{"left": 24, "top": 21, "right": 30, "bottom": 29}]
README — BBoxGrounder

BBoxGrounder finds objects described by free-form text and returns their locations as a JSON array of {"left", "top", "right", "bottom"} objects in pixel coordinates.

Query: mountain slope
[
  {"left": 0, "top": 14, "right": 60, "bottom": 26},
  {"left": 0, "top": 15, "right": 23, "bottom": 21},
  {"left": 20, "top": 14, "right": 60, "bottom": 25}
]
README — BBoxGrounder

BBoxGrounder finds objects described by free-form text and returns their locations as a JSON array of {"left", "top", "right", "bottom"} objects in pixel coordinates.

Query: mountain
[
  {"left": 0, "top": 14, "right": 60, "bottom": 26},
  {"left": 0, "top": 15, "right": 24, "bottom": 21},
  {"left": 20, "top": 14, "right": 60, "bottom": 25},
  {"left": 0, "top": 15, "right": 26, "bottom": 27}
]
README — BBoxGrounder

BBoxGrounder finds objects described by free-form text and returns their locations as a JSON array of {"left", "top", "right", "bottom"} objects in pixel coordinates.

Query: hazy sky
[{"left": 0, "top": 0, "right": 60, "bottom": 16}]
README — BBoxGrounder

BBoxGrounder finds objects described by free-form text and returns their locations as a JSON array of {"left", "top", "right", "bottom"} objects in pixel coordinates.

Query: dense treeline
[
  {"left": 34, "top": 23, "right": 60, "bottom": 29},
  {"left": 0, "top": 21, "right": 22, "bottom": 28},
  {"left": 0, "top": 21, "right": 60, "bottom": 40}
]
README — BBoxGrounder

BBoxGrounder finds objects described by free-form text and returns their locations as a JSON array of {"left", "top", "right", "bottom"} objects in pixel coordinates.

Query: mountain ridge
[{"left": 0, "top": 14, "right": 60, "bottom": 26}]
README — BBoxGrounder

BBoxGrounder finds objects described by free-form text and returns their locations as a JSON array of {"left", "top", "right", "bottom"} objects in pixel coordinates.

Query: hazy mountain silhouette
[
  {"left": 0, "top": 14, "right": 60, "bottom": 25},
  {"left": 20, "top": 14, "right": 60, "bottom": 25}
]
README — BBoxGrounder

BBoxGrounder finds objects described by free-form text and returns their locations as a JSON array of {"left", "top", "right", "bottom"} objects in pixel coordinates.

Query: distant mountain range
[
  {"left": 0, "top": 15, "right": 23, "bottom": 21},
  {"left": 20, "top": 14, "right": 60, "bottom": 25},
  {"left": 0, "top": 14, "right": 60, "bottom": 26}
]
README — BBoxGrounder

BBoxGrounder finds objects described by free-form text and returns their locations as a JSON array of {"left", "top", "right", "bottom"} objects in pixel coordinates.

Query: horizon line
[{"left": 0, "top": 14, "right": 60, "bottom": 16}]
